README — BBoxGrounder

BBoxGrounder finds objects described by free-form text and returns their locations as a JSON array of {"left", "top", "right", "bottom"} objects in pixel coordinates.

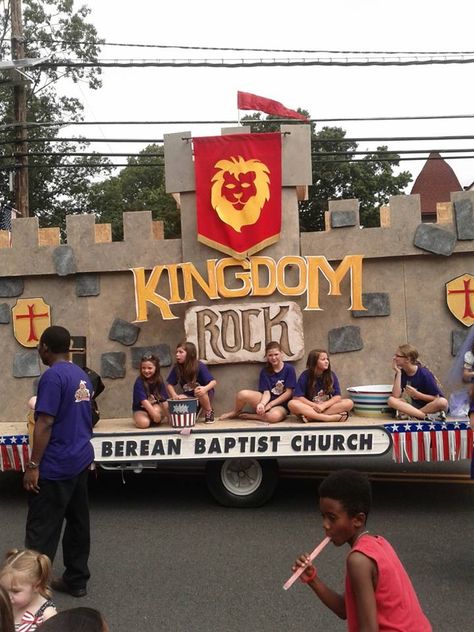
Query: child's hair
[
  {"left": 139, "top": 354, "right": 164, "bottom": 399},
  {"left": 0, "top": 549, "right": 52, "bottom": 599},
  {"left": 264, "top": 341, "right": 282, "bottom": 373},
  {"left": 175, "top": 341, "right": 199, "bottom": 384},
  {"left": 319, "top": 470, "right": 372, "bottom": 518},
  {"left": 39, "top": 607, "right": 107, "bottom": 632},
  {"left": 0, "top": 585, "right": 14, "bottom": 632},
  {"left": 306, "top": 349, "right": 334, "bottom": 396},
  {"left": 398, "top": 344, "right": 442, "bottom": 387}
]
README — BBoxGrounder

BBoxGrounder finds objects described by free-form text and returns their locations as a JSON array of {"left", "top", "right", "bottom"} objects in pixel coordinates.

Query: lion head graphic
[{"left": 210, "top": 156, "right": 271, "bottom": 233}]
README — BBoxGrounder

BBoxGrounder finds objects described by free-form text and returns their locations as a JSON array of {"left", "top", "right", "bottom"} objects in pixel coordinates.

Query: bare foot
[{"left": 218, "top": 411, "right": 240, "bottom": 420}]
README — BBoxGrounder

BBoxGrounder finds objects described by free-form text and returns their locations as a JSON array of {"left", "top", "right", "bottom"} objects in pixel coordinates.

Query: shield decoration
[
  {"left": 446, "top": 274, "right": 474, "bottom": 327},
  {"left": 12, "top": 298, "right": 51, "bottom": 347},
  {"left": 194, "top": 132, "right": 282, "bottom": 260}
]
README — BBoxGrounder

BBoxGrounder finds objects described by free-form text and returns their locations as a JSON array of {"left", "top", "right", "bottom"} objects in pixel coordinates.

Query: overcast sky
[{"left": 65, "top": 0, "right": 474, "bottom": 190}]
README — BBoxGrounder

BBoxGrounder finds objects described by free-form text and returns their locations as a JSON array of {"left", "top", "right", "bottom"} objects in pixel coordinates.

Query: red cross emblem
[
  {"left": 12, "top": 298, "right": 51, "bottom": 347},
  {"left": 446, "top": 274, "right": 474, "bottom": 327}
]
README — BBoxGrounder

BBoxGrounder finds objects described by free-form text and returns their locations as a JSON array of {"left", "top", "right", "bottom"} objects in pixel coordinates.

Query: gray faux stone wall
[
  {"left": 131, "top": 345, "right": 172, "bottom": 369},
  {"left": 0, "top": 278, "right": 23, "bottom": 297},
  {"left": 13, "top": 350, "right": 41, "bottom": 378},
  {"left": 352, "top": 293, "right": 390, "bottom": 318},
  {"left": 76, "top": 273, "right": 100, "bottom": 297},
  {"left": 53, "top": 245, "right": 77, "bottom": 276},
  {"left": 0, "top": 303, "right": 10, "bottom": 324},
  {"left": 328, "top": 326, "right": 363, "bottom": 353},
  {"left": 109, "top": 319, "right": 140, "bottom": 346},
  {"left": 101, "top": 352, "right": 126, "bottom": 379},
  {"left": 414, "top": 224, "right": 456, "bottom": 256}
]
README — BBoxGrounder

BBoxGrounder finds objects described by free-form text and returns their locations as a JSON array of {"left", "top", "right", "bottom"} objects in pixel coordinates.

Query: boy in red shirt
[{"left": 293, "top": 470, "right": 431, "bottom": 632}]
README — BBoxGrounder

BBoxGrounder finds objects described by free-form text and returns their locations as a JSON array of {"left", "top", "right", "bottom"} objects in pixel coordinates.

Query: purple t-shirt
[
  {"left": 401, "top": 365, "right": 443, "bottom": 407},
  {"left": 132, "top": 377, "right": 168, "bottom": 411},
  {"left": 294, "top": 369, "right": 341, "bottom": 401},
  {"left": 167, "top": 361, "right": 215, "bottom": 397},
  {"left": 258, "top": 363, "right": 297, "bottom": 401},
  {"left": 35, "top": 361, "right": 94, "bottom": 480}
]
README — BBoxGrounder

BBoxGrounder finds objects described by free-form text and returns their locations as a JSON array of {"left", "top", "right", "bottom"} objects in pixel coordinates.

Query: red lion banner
[{"left": 194, "top": 132, "right": 282, "bottom": 259}]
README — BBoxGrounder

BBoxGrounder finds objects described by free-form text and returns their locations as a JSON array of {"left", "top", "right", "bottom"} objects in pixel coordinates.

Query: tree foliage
[
  {"left": 86, "top": 145, "right": 181, "bottom": 240},
  {"left": 243, "top": 113, "right": 412, "bottom": 230},
  {"left": 0, "top": 0, "right": 110, "bottom": 228}
]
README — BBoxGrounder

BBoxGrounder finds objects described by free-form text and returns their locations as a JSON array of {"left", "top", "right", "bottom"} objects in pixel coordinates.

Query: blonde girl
[
  {"left": 388, "top": 344, "right": 448, "bottom": 420},
  {"left": 166, "top": 342, "right": 217, "bottom": 424},
  {"left": 288, "top": 349, "right": 353, "bottom": 422},
  {"left": 0, "top": 549, "right": 56, "bottom": 632},
  {"left": 132, "top": 354, "right": 169, "bottom": 429},
  {"left": 220, "top": 341, "right": 297, "bottom": 423}
]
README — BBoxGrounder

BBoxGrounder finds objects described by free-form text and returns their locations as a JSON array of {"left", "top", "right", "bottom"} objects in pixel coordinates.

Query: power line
[
  {"left": 24, "top": 38, "right": 474, "bottom": 56},
  {"left": 4, "top": 134, "right": 474, "bottom": 146},
  {"left": 2, "top": 113, "right": 474, "bottom": 132},
  {"left": 3, "top": 154, "right": 474, "bottom": 171},
  {"left": 33, "top": 57, "right": 474, "bottom": 69}
]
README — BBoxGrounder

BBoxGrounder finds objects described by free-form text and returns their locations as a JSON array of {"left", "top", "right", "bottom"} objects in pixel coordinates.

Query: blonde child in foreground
[
  {"left": 292, "top": 470, "right": 431, "bottom": 632},
  {"left": 0, "top": 549, "right": 56, "bottom": 632}
]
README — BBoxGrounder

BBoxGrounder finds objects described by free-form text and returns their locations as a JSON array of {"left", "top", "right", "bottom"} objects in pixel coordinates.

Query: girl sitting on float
[
  {"left": 220, "top": 341, "right": 297, "bottom": 423},
  {"left": 387, "top": 343, "right": 448, "bottom": 421},
  {"left": 132, "top": 354, "right": 169, "bottom": 429},
  {"left": 288, "top": 349, "right": 353, "bottom": 422},
  {"left": 166, "top": 341, "right": 217, "bottom": 424}
]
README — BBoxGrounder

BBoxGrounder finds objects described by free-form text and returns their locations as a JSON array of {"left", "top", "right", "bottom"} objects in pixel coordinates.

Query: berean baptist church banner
[{"left": 193, "top": 132, "right": 282, "bottom": 259}]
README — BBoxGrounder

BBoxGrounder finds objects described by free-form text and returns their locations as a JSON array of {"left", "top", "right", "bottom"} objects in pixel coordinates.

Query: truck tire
[{"left": 205, "top": 458, "right": 279, "bottom": 507}]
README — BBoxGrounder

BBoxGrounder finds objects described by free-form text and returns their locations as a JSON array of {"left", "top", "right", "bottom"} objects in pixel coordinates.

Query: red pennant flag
[
  {"left": 194, "top": 132, "right": 282, "bottom": 259},
  {"left": 237, "top": 91, "right": 308, "bottom": 121}
]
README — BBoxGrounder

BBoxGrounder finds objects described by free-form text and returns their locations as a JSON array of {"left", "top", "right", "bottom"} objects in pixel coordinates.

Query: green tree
[
  {"left": 0, "top": 0, "right": 110, "bottom": 229},
  {"left": 243, "top": 114, "right": 412, "bottom": 230},
  {"left": 86, "top": 144, "right": 181, "bottom": 240}
]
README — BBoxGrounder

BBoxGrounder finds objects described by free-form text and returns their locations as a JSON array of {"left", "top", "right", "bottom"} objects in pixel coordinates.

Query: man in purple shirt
[{"left": 23, "top": 326, "right": 94, "bottom": 598}]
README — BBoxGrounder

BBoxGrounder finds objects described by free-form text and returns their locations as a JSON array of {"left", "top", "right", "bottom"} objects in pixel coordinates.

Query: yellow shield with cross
[
  {"left": 446, "top": 274, "right": 474, "bottom": 327},
  {"left": 12, "top": 298, "right": 51, "bottom": 347}
]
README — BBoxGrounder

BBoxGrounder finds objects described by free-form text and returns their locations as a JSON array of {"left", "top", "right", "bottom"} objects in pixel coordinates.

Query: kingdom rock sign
[{"left": 131, "top": 254, "right": 366, "bottom": 322}]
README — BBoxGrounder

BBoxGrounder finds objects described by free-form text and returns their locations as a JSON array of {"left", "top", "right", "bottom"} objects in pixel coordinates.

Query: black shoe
[{"left": 51, "top": 577, "right": 87, "bottom": 598}]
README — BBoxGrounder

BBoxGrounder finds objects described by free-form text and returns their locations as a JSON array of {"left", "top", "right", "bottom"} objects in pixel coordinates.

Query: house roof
[{"left": 410, "top": 152, "right": 462, "bottom": 214}]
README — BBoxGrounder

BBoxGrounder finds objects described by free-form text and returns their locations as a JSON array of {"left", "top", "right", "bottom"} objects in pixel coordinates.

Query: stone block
[
  {"left": 413, "top": 224, "right": 456, "bottom": 256},
  {"left": 76, "top": 273, "right": 100, "bottom": 297},
  {"left": 453, "top": 198, "right": 474, "bottom": 240},
  {"left": 131, "top": 344, "right": 172, "bottom": 369},
  {"left": 164, "top": 131, "right": 194, "bottom": 193},
  {"left": 109, "top": 318, "right": 140, "bottom": 346},
  {"left": 0, "top": 277, "right": 24, "bottom": 297},
  {"left": 53, "top": 245, "right": 77, "bottom": 276},
  {"left": 328, "top": 325, "right": 363, "bottom": 354},
  {"left": 0, "top": 303, "right": 10, "bottom": 323},
  {"left": 101, "top": 352, "right": 126, "bottom": 379},
  {"left": 330, "top": 210, "right": 357, "bottom": 229},
  {"left": 452, "top": 329, "right": 468, "bottom": 356},
  {"left": 13, "top": 350, "right": 41, "bottom": 377},
  {"left": 352, "top": 293, "right": 390, "bottom": 318}
]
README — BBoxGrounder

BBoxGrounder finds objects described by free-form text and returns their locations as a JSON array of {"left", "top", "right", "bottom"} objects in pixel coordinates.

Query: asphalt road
[{"left": 1, "top": 462, "right": 472, "bottom": 632}]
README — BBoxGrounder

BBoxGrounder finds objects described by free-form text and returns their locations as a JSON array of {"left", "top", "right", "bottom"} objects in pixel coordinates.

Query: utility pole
[{"left": 11, "top": 0, "right": 29, "bottom": 217}]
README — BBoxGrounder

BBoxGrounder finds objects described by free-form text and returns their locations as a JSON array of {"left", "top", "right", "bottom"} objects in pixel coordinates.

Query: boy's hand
[{"left": 292, "top": 553, "right": 314, "bottom": 578}]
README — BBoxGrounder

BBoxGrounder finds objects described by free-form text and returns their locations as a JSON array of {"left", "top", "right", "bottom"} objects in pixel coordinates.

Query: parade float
[{"left": 0, "top": 123, "right": 472, "bottom": 505}]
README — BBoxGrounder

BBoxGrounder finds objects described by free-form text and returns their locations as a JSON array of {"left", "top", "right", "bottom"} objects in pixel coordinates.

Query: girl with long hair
[
  {"left": 166, "top": 342, "right": 217, "bottom": 424},
  {"left": 132, "top": 354, "right": 168, "bottom": 429},
  {"left": 288, "top": 349, "right": 353, "bottom": 422}
]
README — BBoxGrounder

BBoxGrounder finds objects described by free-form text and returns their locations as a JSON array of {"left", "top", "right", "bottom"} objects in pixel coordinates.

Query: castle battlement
[{"left": 0, "top": 189, "right": 472, "bottom": 280}]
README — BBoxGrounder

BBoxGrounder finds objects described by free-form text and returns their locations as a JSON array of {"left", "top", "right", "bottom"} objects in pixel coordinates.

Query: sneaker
[
  {"left": 297, "top": 414, "right": 309, "bottom": 423},
  {"left": 438, "top": 410, "right": 447, "bottom": 421},
  {"left": 204, "top": 409, "right": 215, "bottom": 424},
  {"left": 395, "top": 411, "right": 410, "bottom": 421},
  {"left": 51, "top": 577, "right": 87, "bottom": 598},
  {"left": 425, "top": 413, "right": 442, "bottom": 423}
]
